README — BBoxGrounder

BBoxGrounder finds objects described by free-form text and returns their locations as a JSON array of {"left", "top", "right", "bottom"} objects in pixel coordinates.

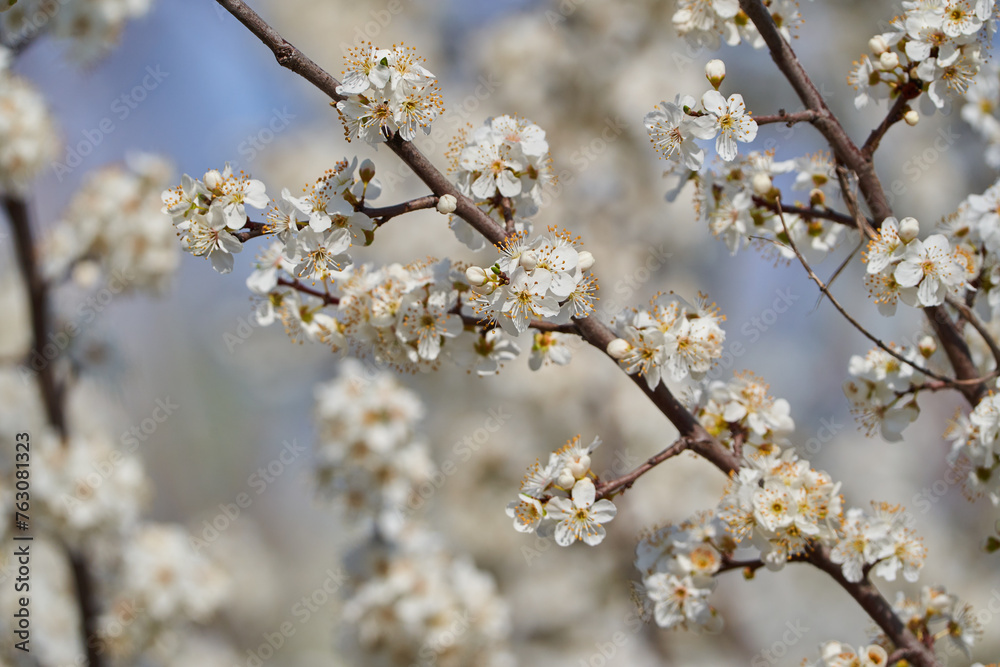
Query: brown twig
[
  {"left": 751, "top": 194, "right": 861, "bottom": 229},
  {"left": 595, "top": 437, "right": 690, "bottom": 499},
  {"left": 754, "top": 109, "right": 820, "bottom": 126},
  {"left": 365, "top": 195, "right": 439, "bottom": 226}
]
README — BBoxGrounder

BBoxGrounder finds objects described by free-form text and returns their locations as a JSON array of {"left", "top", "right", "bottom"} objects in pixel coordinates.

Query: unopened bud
[
  {"left": 879, "top": 51, "right": 899, "bottom": 70},
  {"left": 869, "top": 35, "right": 889, "bottom": 55},
  {"left": 903, "top": 108, "right": 919, "bottom": 126},
  {"left": 751, "top": 172, "right": 772, "bottom": 196},
  {"left": 577, "top": 250, "right": 595, "bottom": 271},
  {"left": 809, "top": 188, "right": 826, "bottom": 208},
  {"left": 918, "top": 335, "right": 937, "bottom": 358},
  {"left": 520, "top": 249, "right": 539, "bottom": 271},
  {"left": 606, "top": 338, "right": 632, "bottom": 359},
  {"left": 568, "top": 454, "right": 591, "bottom": 479},
  {"left": 436, "top": 193, "right": 457, "bottom": 214},
  {"left": 465, "top": 265, "right": 488, "bottom": 286},
  {"left": 898, "top": 216, "right": 920, "bottom": 242},
  {"left": 204, "top": 169, "right": 223, "bottom": 191},
  {"left": 358, "top": 158, "right": 376, "bottom": 183},
  {"left": 705, "top": 59, "right": 726, "bottom": 90},
  {"left": 557, "top": 468, "right": 576, "bottom": 490}
]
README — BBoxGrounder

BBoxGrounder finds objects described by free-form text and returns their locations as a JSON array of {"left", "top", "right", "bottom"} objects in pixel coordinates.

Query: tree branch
[{"left": 754, "top": 109, "right": 820, "bottom": 126}]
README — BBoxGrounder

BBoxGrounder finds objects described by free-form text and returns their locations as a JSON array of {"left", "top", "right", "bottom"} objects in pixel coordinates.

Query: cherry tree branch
[
  {"left": 214, "top": 3, "right": 941, "bottom": 663},
  {"left": 738, "top": 0, "right": 985, "bottom": 409},
  {"left": 3, "top": 196, "right": 106, "bottom": 667},
  {"left": 862, "top": 89, "right": 920, "bottom": 159},
  {"left": 3, "top": 196, "right": 67, "bottom": 439},
  {"left": 366, "top": 195, "right": 440, "bottom": 226}
]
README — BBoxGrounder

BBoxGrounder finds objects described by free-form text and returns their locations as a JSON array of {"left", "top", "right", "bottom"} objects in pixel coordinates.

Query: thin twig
[
  {"left": 751, "top": 195, "right": 861, "bottom": 229},
  {"left": 773, "top": 201, "right": 955, "bottom": 385},
  {"left": 754, "top": 109, "right": 820, "bottom": 126},
  {"left": 595, "top": 437, "right": 690, "bottom": 499},
  {"left": 945, "top": 294, "right": 1000, "bottom": 377}
]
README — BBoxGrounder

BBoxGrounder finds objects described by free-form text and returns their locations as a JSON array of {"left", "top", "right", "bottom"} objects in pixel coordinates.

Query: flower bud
[
  {"left": 577, "top": 250, "right": 595, "bottom": 271},
  {"left": 568, "top": 454, "right": 591, "bottom": 479},
  {"left": 358, "top": 158, "right": 376, "bottom": 183},
  {"left": 557, "top": 468, "right": 576, "bottom": 490},
  {"left": 465, "top": 265, "right": 488, "bottom": 286},
  {"left": 204, "top": 169, "right": 223, "bottom": 191},
  {"left": 436, "top": 193, "right": 457, "bottom": 214},
  {"left": 809, "top": 188, "right": 826, "bottom": 208},
  {"left": 705, "top": 59, "right": 726, "bottom": 90},
  {"left": 520, "top": 249, "right": 539, "bottom": 271},
  {"left": 606, "top": 338, "right": 632, "bottom": 359},
  {"left": 897, "top": 216, "right": 920, "bottom": 242},
  {"left": 869, "top": 35, "right": 889, "bottom": 55},
  {"left": 918, "top": 335, "right": 937, "bottom": 358},
  {"left": 879, "top": 51, "right": 899, "bottom": 70},
  {"left": 903, "top": 108, "right": 919, "bottom": 126},
  {"left": 72, "top": 260, "right": 101, "bottom": 288},
  {"left": 751, "top": 172, "right": 772, "bottom": 196}
]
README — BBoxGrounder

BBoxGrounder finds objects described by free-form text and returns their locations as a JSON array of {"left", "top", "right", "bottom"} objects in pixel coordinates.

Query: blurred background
[{"left": 3, "top": 0, "right": 1000, "bottom": 664}]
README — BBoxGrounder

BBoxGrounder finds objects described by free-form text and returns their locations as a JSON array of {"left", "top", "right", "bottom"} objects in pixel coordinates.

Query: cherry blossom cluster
[
  {"left": 843, "top": 343, "right": 930, "bottom": 442},
  {"left": 466, "top": 227, "right": 599, "bottom": 334},
  {"left": 335, "top": 43, "right": 444, "bottom": 145},
  {"left": 0, "top": 48, "right": 58, "bottom": 193},
  {"left": 687, "top": 372, "right": 795, "bottom": 450},
  {"left": 505, "top": 435, "right": 618, "bottom": 546},
  {"left": 103, "top": 523, "right": 230, "bottom": 657},
  {"left": 849, "top": 0, "right": 998, "bottom": 116},
  {"left": 446, "top": 114, "right": 553, "bottom": 249},
  {"left": 690, "top": 150, "right": 846, "bottom": 258},
  {"left": 718, "top": 446, "right": 843, "bottom": 569},
  {"left": 941, "top": 175, "right": 1000, "bottom": 320},
  {"left": 43, "top": 154, "right": 179, "bottom": 292},
  {"left": 340, "top": 526, "right": 515, "bottom": 667},
  {"left": 632, "top": 512, "right": 731, "bottom": 632},
  {"left": 828, "top": 502, "right": 925, "bottom": 583},
  {"left": 946, "top": 386, "right": 1000, "bottom": 505},
  {"left": 863, "top": 216, "right": 971, "bottom": 311},
  {"left": 313, "top": 359, "right": 433, "bottom": 535},
  {"left": 1, "top": 0, "right": 152, "bottom": 60},
  {"left": 671, "top": 0, "right": 811, "bottom": 50},
  {"left": 961, "top": 61, "right": 1000, "bottom": 167},
  {"left": 644, "top": 81, "right": 758, "bottom": 165},
  {"left": 316, "top": 363, "right": 515, "bottom": 666},
  {"left": 891, "top": 586, "right": 982, "bottom": 658},
  {"left": 606, "top": 293, "right": 726, "bottom": 390},
  {"left": 809, "top": 642, "right": 889, "bottom": 667},
  {"left": 162, "top": 158, "right": 374, "bottom": 274}
]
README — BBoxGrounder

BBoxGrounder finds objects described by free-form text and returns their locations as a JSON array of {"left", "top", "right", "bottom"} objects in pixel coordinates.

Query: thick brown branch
[
  {"left": 214, "top": 0, "right": 345, "bottom": 103},
  {"left": 3, "top": 196, "right": 66, "bottom": 439}
]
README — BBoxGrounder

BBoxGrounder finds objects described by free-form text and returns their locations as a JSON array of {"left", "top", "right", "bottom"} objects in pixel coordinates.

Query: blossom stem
[{"left": 595, "top": 437, "right": 689, "bottom": 499}]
